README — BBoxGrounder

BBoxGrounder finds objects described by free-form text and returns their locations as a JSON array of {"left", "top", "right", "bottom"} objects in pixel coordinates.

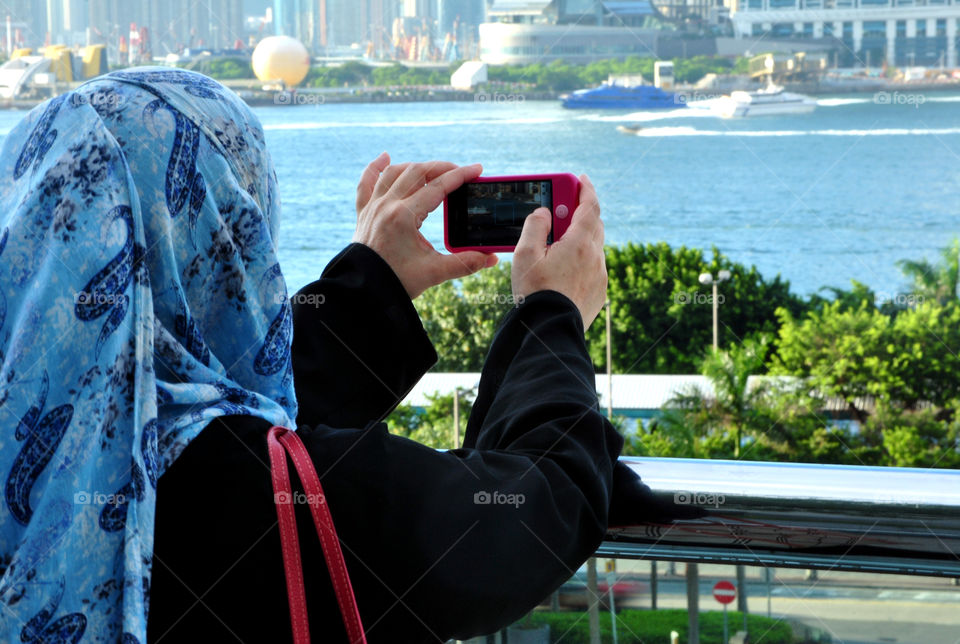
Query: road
[{"left": 603, "top": 561, "right": 960, "bottom": 644}]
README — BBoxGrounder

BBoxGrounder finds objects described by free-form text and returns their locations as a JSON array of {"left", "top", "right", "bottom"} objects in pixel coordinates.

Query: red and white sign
[{"left": 713, "top": 580, "right": 736, "bottom": 605}]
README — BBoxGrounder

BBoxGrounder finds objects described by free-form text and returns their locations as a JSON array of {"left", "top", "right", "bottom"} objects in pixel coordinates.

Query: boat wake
[
  {"left": 622, "top": 125, "right": 960, "bottom": 137},
  {"left": 577, "top": 107, "right": 712, "bottom": 123},
  {"left": 816, "top": 97, "right": 871, "bottom": 107}
]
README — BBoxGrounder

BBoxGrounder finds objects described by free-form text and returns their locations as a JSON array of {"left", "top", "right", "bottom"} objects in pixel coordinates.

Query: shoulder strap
[{"left": 267, "top": 425, "right": 367, "bottom": 644}]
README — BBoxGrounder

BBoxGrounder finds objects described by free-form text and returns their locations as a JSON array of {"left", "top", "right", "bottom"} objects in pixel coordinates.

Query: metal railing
[{"left": 599, "top": 457, "right": 960, "bottom": 578}]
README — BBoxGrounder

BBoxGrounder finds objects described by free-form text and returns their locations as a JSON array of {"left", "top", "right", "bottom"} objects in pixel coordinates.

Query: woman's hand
[
  {"left": 511, "top": 174, "right": 607, "bottom": 330},
  {"left": 353, "top": 152, "right": 498, "bottom": 299}
]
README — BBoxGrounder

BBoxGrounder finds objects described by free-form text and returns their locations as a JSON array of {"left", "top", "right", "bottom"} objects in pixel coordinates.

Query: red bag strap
[{"left": 267, "top": 425, "right": 367, "bottom": 644}]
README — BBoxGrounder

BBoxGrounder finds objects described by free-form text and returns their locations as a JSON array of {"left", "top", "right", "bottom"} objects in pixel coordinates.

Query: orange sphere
[{"left": 252, "top": 36, "right": 310, "bottom": 87}]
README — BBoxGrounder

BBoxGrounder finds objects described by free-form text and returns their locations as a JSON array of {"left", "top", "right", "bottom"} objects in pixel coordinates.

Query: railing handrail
[{"left": 599, "top": 457, "right": 960, "bottom": 577}]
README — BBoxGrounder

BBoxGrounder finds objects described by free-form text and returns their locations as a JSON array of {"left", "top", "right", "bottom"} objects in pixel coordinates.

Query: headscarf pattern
[{"left": 0, "top": 68, "right": 297, "bottom": 642}]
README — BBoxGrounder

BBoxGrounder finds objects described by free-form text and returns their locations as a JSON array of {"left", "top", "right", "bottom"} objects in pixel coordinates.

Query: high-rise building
[
  {"left": 728, "top": 0, "right": 960, "bottom": 67},
  {"left": 326, "top": 0, "right": 368, "bottom": 48},
  {"left": 276, "top": 0, "right": 402, "bottom": 55},
  {"left": 3, "top": 0, "right": 50, "bottom": 48},
  {"left": 86, "top": 0, "right": 244, "bottom": 55},
  {"left": 438, "top": 0, "right": 484, "bottom": 33},
  {"left": 44, "top": 0, "right": 88, "bottom": 45},
  {"left": 404, "top": 0, "right": 435, "bottom": 18},
  {"left": 272, "top": 0, "right": 323, "bottom": 48}
]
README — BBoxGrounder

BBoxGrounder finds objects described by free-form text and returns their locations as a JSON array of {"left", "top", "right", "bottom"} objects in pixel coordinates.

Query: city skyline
[{"left": 1, "top": 0, "right": 487, "bottom": 53}]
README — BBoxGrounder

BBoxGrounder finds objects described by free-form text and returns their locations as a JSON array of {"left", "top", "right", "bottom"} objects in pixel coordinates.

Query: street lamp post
[
  {"left": 700, "top": 268, "right": 745, "bottom": 631},
  {"left": 698, "top": 270, "right": 731, "bottom": 351}
]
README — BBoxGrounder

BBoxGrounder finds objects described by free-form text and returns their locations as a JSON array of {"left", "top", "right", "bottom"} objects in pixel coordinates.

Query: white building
[
  {"left": 729, "top": 0, "right": 960, "bottom": 67},
  {"left": 479, "top": 0, "right": 661, "bottom": 65}
]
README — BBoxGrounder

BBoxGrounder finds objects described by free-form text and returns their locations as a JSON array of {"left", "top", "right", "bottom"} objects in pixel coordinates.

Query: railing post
[{"left": 686, "top": 562, "right": 700, "bottom": 644}]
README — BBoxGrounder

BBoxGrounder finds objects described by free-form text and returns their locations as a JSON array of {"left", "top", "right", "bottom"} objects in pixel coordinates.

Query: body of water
[{"left": 3, "top": 93, "right": 958, "bottom": 297}]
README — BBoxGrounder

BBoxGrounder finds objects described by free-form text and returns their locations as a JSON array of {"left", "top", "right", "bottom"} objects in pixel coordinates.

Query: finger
[
  {"left": 593, "top": 217, "right": 605, "bottom": 247},
  {"left": 392, "top": 160, "right": 458, "bottom": 200},
  {"left": 573, "top": 174, "right": 600, "bottom": 223},
  {"left": 372, "top": 162, "right": 412, "bottom": 199},
  {"left": 429, "top": 251, "right": 498, "bottom": 285},
  {"left": 356, "top": 152, "right": 390, "bottom": 212},
  {"left": 404, "top": 163, "right": 483, "bottom": 217},
  {"left": 565, "top": 174, "right": 601, "bottom": 239},
  {"left": 515, "top": 207, "right": 552, "bottom": 254}
]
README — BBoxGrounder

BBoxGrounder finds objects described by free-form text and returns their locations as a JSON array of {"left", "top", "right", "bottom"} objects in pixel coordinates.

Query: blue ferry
[{"left": 561, "top": 83, "right": 685, "bottom": 110}]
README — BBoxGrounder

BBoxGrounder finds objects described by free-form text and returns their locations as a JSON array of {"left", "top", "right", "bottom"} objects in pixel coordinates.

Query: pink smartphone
[{"left": 443, "top": 173, "right": 580, "bottom": 253}]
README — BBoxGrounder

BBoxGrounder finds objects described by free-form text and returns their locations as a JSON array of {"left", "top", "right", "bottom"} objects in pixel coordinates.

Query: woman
[{"left": 0, "top": 68, "right": 652, "bottom": 643}]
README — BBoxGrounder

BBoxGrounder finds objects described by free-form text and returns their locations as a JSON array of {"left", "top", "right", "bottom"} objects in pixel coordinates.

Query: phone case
[{"left": 443, "top": 173, "right": 580, "bottom": 253}]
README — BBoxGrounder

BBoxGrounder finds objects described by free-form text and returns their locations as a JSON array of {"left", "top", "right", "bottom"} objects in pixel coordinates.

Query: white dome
[{"left": 252, "top": 36, "right": 310, "bottom": 87}]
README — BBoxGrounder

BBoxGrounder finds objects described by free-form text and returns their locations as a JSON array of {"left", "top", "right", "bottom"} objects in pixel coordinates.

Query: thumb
[
  {"left": 435, "top": 251, "right": 498, "bottom": 282},
  {"left": 516, "top": 208, "right": 552, "bottom": 253}
]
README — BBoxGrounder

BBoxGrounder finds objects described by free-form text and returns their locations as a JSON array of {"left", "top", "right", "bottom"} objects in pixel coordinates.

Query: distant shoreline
[{"left": 4, "top": 79, "right": 960, "bottom": 111}]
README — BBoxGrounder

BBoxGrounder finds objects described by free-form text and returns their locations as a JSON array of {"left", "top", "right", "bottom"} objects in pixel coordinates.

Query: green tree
[
  {"left": 185, "top": 57, "right": 254, "bottom": 80},
  {"left": 897, "top": 237, "right": 960, "bottom": 305},
  {"left": 642, "top": 338, "right": 783, "bottom": 459},
  {"left": 414, "top": 262, "right": 515, "bottom": 371},
  {"left": 774, "top": 297, "right": 960, "bottom": 467},
  {"left": 386, "top": 389, "right": 475, "bottom": 449},
  {"left": 773, "top": 301, "right": 892, "bottom": 424},
  {"left": 587, "top": 242, "right": 806, "bottom": 374}
]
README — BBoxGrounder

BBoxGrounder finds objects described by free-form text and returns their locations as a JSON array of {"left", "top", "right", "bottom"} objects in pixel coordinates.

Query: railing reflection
[{"left": 599, "top": 457, "right": 960, "bottom": 577}]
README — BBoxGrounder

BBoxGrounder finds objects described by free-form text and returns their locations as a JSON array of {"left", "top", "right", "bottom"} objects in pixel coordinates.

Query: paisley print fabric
[{"left": 0, "top": 68, "right": 297, "bottom": 642}]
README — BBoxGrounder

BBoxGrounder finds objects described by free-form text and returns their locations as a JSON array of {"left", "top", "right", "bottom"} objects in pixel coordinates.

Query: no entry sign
[{"left": 713, "top": 580, "right": 736, "bottom": 605}]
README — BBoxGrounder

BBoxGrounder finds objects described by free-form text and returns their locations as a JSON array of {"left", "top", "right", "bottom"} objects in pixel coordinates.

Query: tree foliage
[
  {"left": 295, "top": 56, "right": 748, "bottom": 91},
  {"left": 414, "top": 262, "right": 515, "bottom": 372},
  {"left": 187, "top": 57, "right": 254, "bottom": 79},
  {"left": 402, "top": 240, "right": 960, "bottom": 468},
  {"left": 897, "top": 237, "right": 960, "bottom": 305},
  {"left": 486, "top": 55, "right": 746, "bottom": 90},
  {"left": 586, "top": 242, "right": 805, "bottom": 374},
  {"left": 771, "top": 297, "right": 960, "bottom": 467},
  {"left": 386, "top": 389, "right": 475, "bottom": 449}
]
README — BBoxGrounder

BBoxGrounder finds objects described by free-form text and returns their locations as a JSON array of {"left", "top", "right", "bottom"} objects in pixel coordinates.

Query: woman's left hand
[{"left": 353, "top": 152, "right": 498, "bottom": 299}]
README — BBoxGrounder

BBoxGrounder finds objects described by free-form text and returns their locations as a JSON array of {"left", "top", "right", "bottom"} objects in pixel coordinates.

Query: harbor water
[{"left": 2, "top": 93, "right": 958, "bottom": 297}]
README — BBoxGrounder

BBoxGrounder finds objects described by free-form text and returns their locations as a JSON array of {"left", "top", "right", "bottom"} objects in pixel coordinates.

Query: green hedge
[{"left": 525, "top": 609, "right": 797, "bottom": 644}]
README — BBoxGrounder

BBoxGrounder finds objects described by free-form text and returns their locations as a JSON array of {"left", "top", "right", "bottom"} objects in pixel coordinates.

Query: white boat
[{"left": 713, "top": 85, "right": 817, "bottom": 118}]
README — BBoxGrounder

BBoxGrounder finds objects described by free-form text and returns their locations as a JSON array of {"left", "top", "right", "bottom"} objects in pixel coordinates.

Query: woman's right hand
[
  {"left": 353, "top": 152, "right": 497, "bottom": 300},
  {"left": 511, "top": 175, "right": 607, "bottom": 330}
]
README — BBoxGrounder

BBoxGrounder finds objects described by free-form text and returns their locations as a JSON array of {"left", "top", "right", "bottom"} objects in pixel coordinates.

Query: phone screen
[{"left": 448, "top": 180, "right": 553, "bottom": 247}]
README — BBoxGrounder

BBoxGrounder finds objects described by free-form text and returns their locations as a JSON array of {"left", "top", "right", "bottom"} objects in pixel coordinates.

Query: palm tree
[
  {"left": 898, "top": 238, "right": 960, "bottom": 306},
  {"left": 660, "top": 337, "right": 771, "bottom": 458}
]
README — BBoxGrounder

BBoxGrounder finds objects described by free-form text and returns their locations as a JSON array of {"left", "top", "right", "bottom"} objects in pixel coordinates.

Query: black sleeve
[
  {"left": 290, "top": 242, "right": 436, "bottom": 429},
  {"left": 296, "top": 290, "right": 624, "bottom": 641},
  {"left": 151, "top": 290, "right": 623, "bottom": 643}
]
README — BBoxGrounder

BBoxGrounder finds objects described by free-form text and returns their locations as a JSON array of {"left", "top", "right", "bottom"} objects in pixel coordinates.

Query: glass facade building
[{"left": 729, "top": 0, "right": 960, "bottom": 66}]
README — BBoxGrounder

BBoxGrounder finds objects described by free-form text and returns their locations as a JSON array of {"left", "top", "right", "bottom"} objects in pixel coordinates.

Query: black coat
[{"left": 148, "top": 243, "right": 624, "bottom": 643}]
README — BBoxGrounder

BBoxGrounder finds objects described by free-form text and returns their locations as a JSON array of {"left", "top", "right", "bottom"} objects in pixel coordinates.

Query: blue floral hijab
[{"left": 0, "top": 68, "right": 297, "bottom": 641}]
